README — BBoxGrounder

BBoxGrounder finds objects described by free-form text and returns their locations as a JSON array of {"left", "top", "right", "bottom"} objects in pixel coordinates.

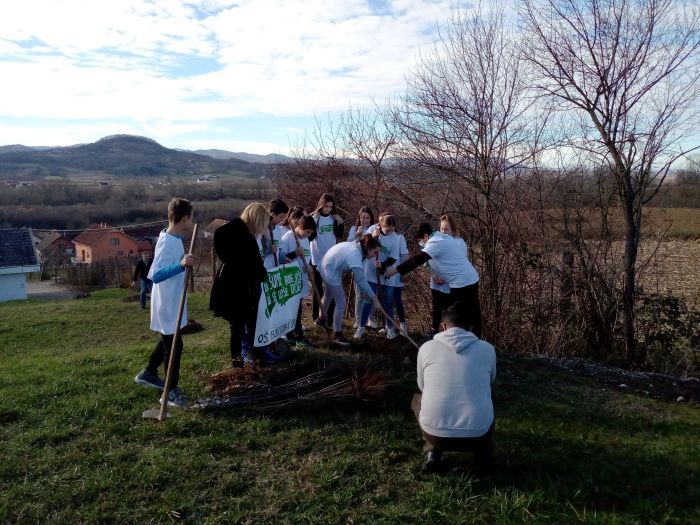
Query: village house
[
  {"left": 36, "top": 231, "right": 74, "bottom": 264},
  {"left": 72, "top": 224, "right": 139, "bottom": 264},
  {"left": 0, "top": 229, "right": 40, "bottom": 302}
]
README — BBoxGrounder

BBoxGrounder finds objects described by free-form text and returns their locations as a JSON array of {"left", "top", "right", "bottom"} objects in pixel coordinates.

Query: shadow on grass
[{"left": 200, "top": 356, "right": 699, "bottom": 519}]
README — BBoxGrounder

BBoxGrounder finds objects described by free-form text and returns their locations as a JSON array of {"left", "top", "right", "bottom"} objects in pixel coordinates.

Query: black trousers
[
  {"left": 448, "top": 282, "right": 482, "bottom": 338},
  {"left": 412, "top": 394, "right": 494, "bottom": 468},
  {"left": 431, "top": 288, "right": 451, "bottom": 332},
  {"left": 146, "top": 333, "right": 182, "bottom": 388},
  {"left": 312, "top": 265, "right": 334, "bottom": 321},
  {"left": 229, "top": 317, "right": 256, "bottom": 361},
  {"left": 287, "top": 301, "right": 304, "bottom": 339}
]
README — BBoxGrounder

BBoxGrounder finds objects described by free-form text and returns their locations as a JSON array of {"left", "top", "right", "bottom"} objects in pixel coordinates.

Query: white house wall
[{"left": 0, "top": 273, "right": 29, "bottom": 302}]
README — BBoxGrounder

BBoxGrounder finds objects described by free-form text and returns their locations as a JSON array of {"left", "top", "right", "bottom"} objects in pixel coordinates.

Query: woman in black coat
[{"left": 210, "top": 203, "right": 269, "bottom": 364}]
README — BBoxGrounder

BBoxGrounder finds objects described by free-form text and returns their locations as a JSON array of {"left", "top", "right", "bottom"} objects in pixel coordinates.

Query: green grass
[{"left": 0, "top": 290, "right": 698, "bottom": 524}]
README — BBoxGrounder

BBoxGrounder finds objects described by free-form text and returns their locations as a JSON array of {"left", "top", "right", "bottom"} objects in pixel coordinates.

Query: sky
[{"left": 0, "top": 0, "right": 456, "bottom": 154}]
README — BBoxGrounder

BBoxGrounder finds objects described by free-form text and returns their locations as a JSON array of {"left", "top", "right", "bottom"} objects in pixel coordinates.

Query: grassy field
[{"left": 0, "top": 290, "right": 698, "bottom": 524}]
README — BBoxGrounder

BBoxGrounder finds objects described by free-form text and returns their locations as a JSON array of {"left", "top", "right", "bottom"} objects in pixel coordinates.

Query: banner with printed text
[{"left": 254, "top": 262, "right": 303, "bottom": 347}]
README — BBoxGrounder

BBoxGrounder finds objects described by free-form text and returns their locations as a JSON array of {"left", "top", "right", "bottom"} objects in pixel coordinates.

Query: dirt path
[{"left": 27, "top": 281, "right": 76, "bottom": 301}]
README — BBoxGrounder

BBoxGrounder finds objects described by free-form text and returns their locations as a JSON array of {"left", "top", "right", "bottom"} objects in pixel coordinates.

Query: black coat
[{"left": 209, "top": 218, "right": 267, "bottom": 322}]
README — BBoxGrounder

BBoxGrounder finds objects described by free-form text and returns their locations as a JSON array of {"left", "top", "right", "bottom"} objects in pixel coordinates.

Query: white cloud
[{"left": 0, "top": 0, "right": 455, "bottom": 149}]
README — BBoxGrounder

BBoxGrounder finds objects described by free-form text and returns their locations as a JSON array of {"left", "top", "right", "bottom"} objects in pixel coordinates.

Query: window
[
  {"left": 110, "top": 238, "right": 120, "bottom": 246},
  {"left": 81, "top": 249, "right": 85, "bottom": 261}
]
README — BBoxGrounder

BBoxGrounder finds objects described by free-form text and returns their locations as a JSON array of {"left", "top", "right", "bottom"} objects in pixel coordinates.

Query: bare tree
[
  {"left": 521, "top": 0, "right": 700, "bottom": 363},
  {"left": 391, "top": 3, "right": 553, "bottom": 337}
]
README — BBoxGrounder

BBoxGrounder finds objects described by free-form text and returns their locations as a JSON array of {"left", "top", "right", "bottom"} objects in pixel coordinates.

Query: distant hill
[
  {"left": 0, "top": 135, "right": 272, "bottom": 179},
  {"left": 193, "top": 149, "right": 291, "bottom": 164},
  {"left": 0, "top": 144, "right": 53, "bottom": 153}
]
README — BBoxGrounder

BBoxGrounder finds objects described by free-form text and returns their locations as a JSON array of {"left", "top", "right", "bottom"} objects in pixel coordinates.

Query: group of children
[{"left": 133, "top": 192, "right": 483, "bottom": 407}]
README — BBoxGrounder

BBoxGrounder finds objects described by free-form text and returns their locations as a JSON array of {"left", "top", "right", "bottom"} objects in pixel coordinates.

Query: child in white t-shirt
[
  {"left": 264, "top": 198, "right": 289, "bottom": 269},
  {"left": 317, "top": 237, "right": 382, "bottom": 347},
  {"left": 280, "top": 214, "right": 316, "bottom": 348},
  {"left": 347, "top": 206, "right": 375, "bottom": 327},
  {"left": 134, "top": 198, "right": 196, "bottom": 407},
  {"left": 355, "top": 214, "right": 408, "bottom": 341},
  {"left": 310, "top": 193, "right": 344, "bottom": 320}
]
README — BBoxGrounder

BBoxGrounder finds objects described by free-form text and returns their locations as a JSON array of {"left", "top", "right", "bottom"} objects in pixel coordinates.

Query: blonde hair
[{"left": 241, "top": 202, "right": 270, "bottom": 235}]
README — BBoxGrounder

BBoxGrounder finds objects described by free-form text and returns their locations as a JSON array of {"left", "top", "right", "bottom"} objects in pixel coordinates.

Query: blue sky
[{"left": 0, "top": 0, "right": 456, "bottom": 154}]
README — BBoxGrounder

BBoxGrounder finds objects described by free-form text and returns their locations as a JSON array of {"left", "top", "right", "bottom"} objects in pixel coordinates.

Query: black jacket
[
  {"left": 209, "top": 218, "right": 268, "bottom": 322},
  {"left": 132, "top": 259, "right": 152, "bottom": 282}
]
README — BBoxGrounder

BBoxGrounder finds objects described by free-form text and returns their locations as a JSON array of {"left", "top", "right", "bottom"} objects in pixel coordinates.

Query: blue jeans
[
  {"left": 360, "top": 282, "right": 395, "bottom": 327},
  {"left": 139, "top": 279, "right": 152, "bottom": 308}
]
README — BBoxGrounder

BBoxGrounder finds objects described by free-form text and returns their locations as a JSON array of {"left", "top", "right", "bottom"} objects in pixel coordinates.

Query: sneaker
[
  {"left": 378, "top": 327, "right": 386, "bottom": 334},
  {"left": 293, "top": 336, "right": 312, "bottom": 349},
  {"left": 387, "top": 327, "right": 397, "bottom": 340},
  {"left": 400, "top": 322, "right": 408, "bottom": 335},
  {"left": 160, "top": 386, "right": 187, "bottom": 407},
  {"left": 332, "top": 332, "right": 351, "bottom": 347},
  {"left": 134, "top": 369, "right": 164, "bottom": 390},
  {"left": 366, "top": 317, "right": 379, "bottom": 329},
  {"left": 353, "top": 327, "right": 365, "bottom": 341},
  {"left": 241, "top": 347, "right": 255, "bottom": 366},
  {"left": 424, "top": 450, "right": 443, "bottom": 473}
]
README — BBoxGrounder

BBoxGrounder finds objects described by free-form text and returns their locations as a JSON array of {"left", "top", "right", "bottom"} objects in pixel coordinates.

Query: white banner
[{"left": 254, "top": 262, "right": 303, "bottom": 347}]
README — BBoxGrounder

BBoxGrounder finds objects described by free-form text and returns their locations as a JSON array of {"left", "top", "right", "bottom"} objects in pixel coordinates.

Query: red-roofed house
[
  {"left": 37, "top": 231, "right": 74, "bottom": 264},
  {"left": 73, "top": 224, "right": 139, "bottom": 263}
]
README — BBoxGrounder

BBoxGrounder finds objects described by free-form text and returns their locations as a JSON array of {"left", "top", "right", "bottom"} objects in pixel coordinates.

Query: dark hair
[
  {"left": 442, "top": 303, "right": 468, "bottom": 329},
  {"left": 417, "top": 222, "right": 433, "bottom": 239},
  {"left": 315, "top": 193, "right": 336, "bottom": 215},
  {"left": 269, "top": 199, "right": 289, "bottom": 215},
  {"left": 167, "top": 198, "right": 193, "bottom": 224},
  {"left": 359, "top": 234, "right": 381, "bottom": 256},
  {"left": 282, "top": 206, "right": 305, "bottom": 227},
  {"left": 355, "top": 206, "right": 375, "bottom": 228},
  {"left": 298, "top": 215, "right": 317, "bottom": 232}
]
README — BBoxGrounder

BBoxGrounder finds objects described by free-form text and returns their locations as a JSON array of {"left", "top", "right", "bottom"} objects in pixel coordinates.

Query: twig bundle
[{"left": 193, "top": 367, "right": 391, "bottom": 411}]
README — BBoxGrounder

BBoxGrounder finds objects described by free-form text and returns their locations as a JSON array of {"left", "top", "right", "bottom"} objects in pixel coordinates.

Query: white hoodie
[{"left": 417, "top": 327, "right": 496, "bottom": 438}]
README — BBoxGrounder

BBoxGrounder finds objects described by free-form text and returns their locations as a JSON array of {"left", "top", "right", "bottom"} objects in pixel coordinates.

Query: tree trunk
[{"left": 622, "top": 194, "right": 638, "bottom": 365}]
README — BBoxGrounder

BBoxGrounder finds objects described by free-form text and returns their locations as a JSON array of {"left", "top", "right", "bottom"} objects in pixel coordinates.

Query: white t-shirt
[
  {"left": 319, "top": 241, "right": 363, "bottom": 286},
  {"left": 347, "top": 224, "right": 370, "bottom": 242},
  {"left": 311, "top": 213, "right": 336, "bottom": 266},
  {"left": 148, "top": 230, "right": 187, "bottom": 335},
  {"left": 370, "top": 230, "right": 408, "bottom": 287},
  {"left": 280, "top": 229, "right": 311, "bottom": 296},
  {"left": 422, "top": 232, "right": 479, "bottom": 288},
  {"left": 428, "top": 258, "right": 451, "bottom": 294},
  {"left": 264, "top": 224, "right": 287, "bottom": 269}
]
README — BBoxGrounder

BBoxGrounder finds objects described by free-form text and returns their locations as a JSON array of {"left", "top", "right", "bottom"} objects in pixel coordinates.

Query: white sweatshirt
[{"left": 417, "top": 327, "right": 496, "bottom": 438}]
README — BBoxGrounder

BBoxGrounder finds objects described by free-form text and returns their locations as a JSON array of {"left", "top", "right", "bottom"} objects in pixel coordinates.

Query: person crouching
[{"left": 412, "top": 303, "right": 496, "bottom": 474}]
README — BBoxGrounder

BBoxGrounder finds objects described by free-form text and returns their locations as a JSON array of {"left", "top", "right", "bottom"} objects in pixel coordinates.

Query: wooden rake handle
[{"left": 374, "top": 300, "right": 420, "bottom": 350}]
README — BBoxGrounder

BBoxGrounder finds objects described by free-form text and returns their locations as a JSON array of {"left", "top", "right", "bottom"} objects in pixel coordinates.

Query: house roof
[
  {"left": 73, "top": 224, "right": 138, "bottom": 247},
  {"left": 0, "top": 229, "right": 38, "bottom": 268},
  {"left": 72, "top": 224, "right": 109, "bottom": 246},
  {"left": 204, "top": 218, "right": 229, "bottom": 234},
  {"left": 36, "top": 232, "right": 69, "bottom": 252}
]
